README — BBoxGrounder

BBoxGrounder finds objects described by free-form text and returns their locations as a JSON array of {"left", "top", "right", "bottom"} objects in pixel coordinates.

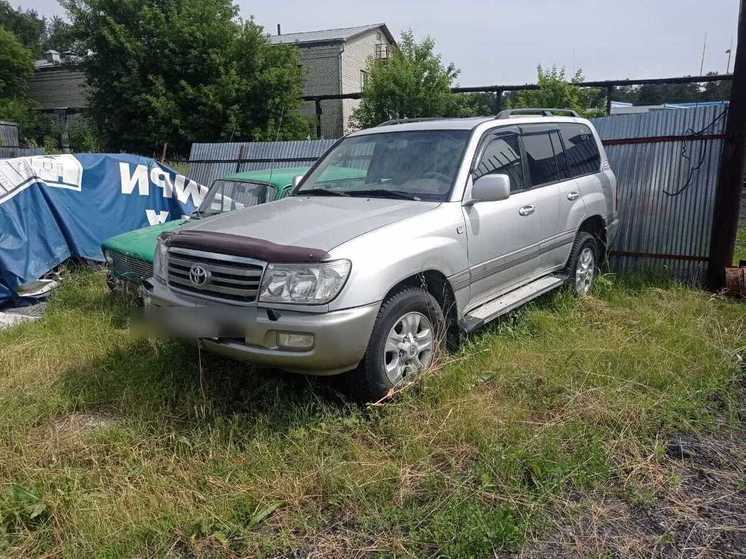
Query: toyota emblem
[{"left": 188, "top": 264, "right": 210, "bottom": 287}]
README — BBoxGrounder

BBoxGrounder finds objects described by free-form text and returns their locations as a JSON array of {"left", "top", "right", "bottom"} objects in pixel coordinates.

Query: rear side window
[
  {"left": 521, "top": 130, "right": 564, "bottom": 186},
  {"left": 474, "top": 133, "right": 525, "bottom": 192},
  {"left": 559, "top": 123, "right": 601, "bottom": 177}
]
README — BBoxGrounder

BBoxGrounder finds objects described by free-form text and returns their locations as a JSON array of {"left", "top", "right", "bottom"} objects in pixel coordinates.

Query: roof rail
[
  {"left": 376, "top": 117, "right": 445, "bottom": 127},
  {"left": 495, "top": 108, "right": 580, "bottom": 119}
]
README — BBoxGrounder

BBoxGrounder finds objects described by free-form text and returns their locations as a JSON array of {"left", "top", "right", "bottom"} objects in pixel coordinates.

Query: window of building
[
  {"left": 521, "top": 129, "right": 564, "bottom": 186},
  {"left": 360, "top": 70, "right": 369, "bottom": 90},
  {"left": 474, "top": 133, "right": 525, "bottom": 192},
  {"left": 559, "top": 123, "right": 601, "bottom": 177},
  {"left": 375, "top": 43, "right": 390, "bottom": 59}
]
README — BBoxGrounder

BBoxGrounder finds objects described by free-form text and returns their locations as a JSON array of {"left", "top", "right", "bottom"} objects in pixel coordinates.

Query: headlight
[
  {"left": 103, "top": 249, "right": 113, "bottom": 265},
  {"left": 153, "top": 237, "right": 169, "bottom": 282},
  {"left": 259, "top": 260, "right": 351, "bottom": 304}
]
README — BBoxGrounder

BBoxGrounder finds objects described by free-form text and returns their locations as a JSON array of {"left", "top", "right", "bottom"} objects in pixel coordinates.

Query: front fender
[{"left": 328, "top": 204, "right": 469, "bottom": 310}]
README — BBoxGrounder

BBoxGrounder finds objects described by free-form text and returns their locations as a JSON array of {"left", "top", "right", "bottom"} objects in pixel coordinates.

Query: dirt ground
[{"left": 508, "top": 372, "right": 746, "bottom": 559}]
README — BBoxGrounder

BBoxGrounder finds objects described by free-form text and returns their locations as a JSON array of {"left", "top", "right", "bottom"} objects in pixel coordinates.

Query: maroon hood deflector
[{"left": 164, "top": 230, "right": 329, "bottom": 263}]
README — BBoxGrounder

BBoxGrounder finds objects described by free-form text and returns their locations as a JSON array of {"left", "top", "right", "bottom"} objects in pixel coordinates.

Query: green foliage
[
  {"left": 0, "top": 484, "right": 49, "bottom": 546},
  {"left": 0, "top": 25, "right": 51, "bottom": 146},
  {"left": 63, "top": 0, "right": 306, "bottom": 155},
  {"left": 455, "top": 91, "right": 500, "bottom": 117},
  {"left": 511, "top": 66, "right": 604, "bottom": 117},
  {"left": 0, "top": 1, "right": 74, "bottom": 55},
  {"left": 0, "top": 1, "right": 44, "bottom": 55},
  {"left": 352, "top": 30, "right": 465, "bottom": 128},
  {"left": 612, "top": 72, "right": 731, "bottom": 106},
  {"left": 0, "top": 98, "right": 59, "bottom": 147},
  {"left": 67, "top": 115, "right": 102, "bottom": 152},
  {"left": 0, "top": 26, "right": 33, "bottom": 98},
  {"left": 417, "top": 500, "right": 522, "bottom": 556}
]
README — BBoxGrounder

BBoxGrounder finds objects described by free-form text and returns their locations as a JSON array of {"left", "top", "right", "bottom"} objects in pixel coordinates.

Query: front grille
[
  {"left": 166, "top": 247, "right": 265, "bottom": 305},
  {"left": 110, "top": 251, "right": 154, "bottom": 281}
]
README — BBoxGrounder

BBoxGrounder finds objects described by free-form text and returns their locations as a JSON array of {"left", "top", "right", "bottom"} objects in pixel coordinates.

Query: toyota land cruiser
[{"left": 144, "top": 110, "right": 618, "bottom": 401}]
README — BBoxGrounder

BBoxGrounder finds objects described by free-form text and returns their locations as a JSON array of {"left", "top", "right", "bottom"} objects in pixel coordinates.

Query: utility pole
[{"left": 707, "top": 0, "right": 746, "bottom": 288}]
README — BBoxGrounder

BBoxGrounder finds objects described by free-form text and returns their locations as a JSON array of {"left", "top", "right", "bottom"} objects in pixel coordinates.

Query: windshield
[
  {"left": 197, "top": 180, "right": 273, "bottom": 217},
  {"left": 296, "top": 130, "right": 471, "bottom": 202}
]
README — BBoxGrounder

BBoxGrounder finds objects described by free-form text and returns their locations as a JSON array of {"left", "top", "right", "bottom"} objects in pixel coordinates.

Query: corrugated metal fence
[
  {"left": 0, "top": 121, "right": 18, "bottom": 147},
  {"left": 188, "top": 139, "right": 336, "bottom": 186},
  {"left": 0, "top": 120, "right": 45, "bottom": 159},
  {"left": 594, "top": 105, "right": 726, "bottom": 284},
  {"left": 189, "top": 106, "right": 728, "bottom": 284}
]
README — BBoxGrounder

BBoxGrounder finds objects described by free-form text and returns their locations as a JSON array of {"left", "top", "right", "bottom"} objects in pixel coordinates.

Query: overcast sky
[{"left": 16, "top": 0, "right": 741, "bottom": 85}]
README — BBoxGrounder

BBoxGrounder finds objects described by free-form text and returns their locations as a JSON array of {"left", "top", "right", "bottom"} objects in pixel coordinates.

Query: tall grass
[{"left": 0, "top": 270, "right": 743, "bottom": 557}]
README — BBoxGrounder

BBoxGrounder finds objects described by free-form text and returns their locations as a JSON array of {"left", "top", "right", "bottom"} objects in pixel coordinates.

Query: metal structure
[
  {"left": 707, "top": 0, "right": 745, "bottom": 288},
  {"left": 594, "top": 105, "right": 727, "bottom": 283},
  {"left": 0, "top": 121, "right": 19, "bottom": 147},
  {"left": 187, "top": 139, "right": 336, "bottom": 187},
  {"left": 302, "top": 73, "right": 734, "bottom": 138}
]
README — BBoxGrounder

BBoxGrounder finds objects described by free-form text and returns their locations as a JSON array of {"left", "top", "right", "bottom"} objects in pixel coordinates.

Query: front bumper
[{"left": 143, "top": 280, "right": 380, "bottom": 375}]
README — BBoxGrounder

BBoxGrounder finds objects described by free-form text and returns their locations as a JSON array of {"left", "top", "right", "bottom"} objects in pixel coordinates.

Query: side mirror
[
  {"left": 466, "top": 174, "right": 511, "bottom": 205},
  {"left": 292, "top": 175, "right": 304, "bottom": 188}
]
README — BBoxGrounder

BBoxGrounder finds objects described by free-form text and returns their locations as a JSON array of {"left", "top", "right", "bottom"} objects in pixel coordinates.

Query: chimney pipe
[{"left": 277, "top": 24, "right": 281, "bottom": 35}]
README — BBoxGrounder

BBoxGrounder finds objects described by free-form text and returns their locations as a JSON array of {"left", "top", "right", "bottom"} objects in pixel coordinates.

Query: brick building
[{"left": 269, "top": 24, "right": 396, "bottom": 138}]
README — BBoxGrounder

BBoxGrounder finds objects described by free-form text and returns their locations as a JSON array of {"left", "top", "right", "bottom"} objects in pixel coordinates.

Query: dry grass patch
[{"left": 0, "top": 269, "right": 744, "bottom": 557}]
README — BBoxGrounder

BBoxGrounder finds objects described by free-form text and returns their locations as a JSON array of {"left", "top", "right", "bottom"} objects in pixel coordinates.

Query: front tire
[
  {"left": 349, "top": 287, "right": 445, "bottom": 402},
  {"left": 565, "top": 232, "right": 599, "bottom": 297}
]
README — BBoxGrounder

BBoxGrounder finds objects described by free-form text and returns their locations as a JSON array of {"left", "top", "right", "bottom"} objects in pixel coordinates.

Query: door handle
[
  {"left": 518, "top": 205, "right": 535, "bottom": 216},
  {"left": 567, "top": 191, "right": 580, "bottom": 201}
]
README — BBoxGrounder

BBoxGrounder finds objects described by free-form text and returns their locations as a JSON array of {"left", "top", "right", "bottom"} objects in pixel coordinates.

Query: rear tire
[
  {"left": 347, "top": 287, "right": 445, "bottom": 402},
  {"left": 565, "top": 232, "right": 598, "bottom": 297}
]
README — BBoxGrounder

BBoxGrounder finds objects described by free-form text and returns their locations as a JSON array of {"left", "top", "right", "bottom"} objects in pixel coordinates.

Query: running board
[{"left": 461, "top": 275, "right": 566, "bottom": 333}]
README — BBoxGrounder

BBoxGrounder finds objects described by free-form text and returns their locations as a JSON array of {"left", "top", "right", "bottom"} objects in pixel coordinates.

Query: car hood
[
  {"left": 180, "top": 196, "right": 440, "bottom": 252},
  {"left": 102, "top": 219, "right": 187, "bottom": 262}
]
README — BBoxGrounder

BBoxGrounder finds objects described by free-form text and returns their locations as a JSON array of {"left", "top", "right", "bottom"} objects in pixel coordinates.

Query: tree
[
  {"left": 63, "top": 0, "right": 307, "bottom": 155},
  {"left": 0, "top": 1, "right": 44, "bottom": 55},
  {"left": 510, "top": 66, "right": 603, "bottom": 117},
  {"left": 0, "top": 25, "right": 51, "bottom": 146},
  {"left": 42, "top": 16, "right": 76, "bottom": 53},
  {"left": 352, "top": 30, "right": 464, "bottom": 128},
  {"left": 0, "top": 26, "right": 33, "bottom": 99}
]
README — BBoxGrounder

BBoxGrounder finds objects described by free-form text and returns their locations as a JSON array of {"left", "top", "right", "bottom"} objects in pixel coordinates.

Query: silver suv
[{"left": 145, "top": 110, "right": 618, "bottom": 400}]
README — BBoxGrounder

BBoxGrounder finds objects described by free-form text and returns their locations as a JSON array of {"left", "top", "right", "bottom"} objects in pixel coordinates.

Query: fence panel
[
  {"left": 188, "top": 139, "right": 336, "bottom": 186},
  {"left": 593, "top": 105, "right": 727, "bottom": 284},
  {"left": 0, "top": 147, "right": 46, "bottom": 159}
]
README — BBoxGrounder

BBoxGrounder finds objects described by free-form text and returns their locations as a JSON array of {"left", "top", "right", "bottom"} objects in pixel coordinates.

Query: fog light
[{"left": 276, "top": 331, "right": 314, "bottom": 350}]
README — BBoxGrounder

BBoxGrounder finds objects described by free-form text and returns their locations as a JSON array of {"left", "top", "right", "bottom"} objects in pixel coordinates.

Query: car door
[
  {"left": 462, "top": 127, "right": 548, "bottom": 310},
  {"left": 538, "top": 122, "right": 601, "bottom": 269},
  {"left": 518, "top": 124, "right": 564, "bottom": 274}
]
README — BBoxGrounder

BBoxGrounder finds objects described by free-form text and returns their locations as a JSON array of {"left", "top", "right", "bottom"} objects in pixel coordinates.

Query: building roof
[{"left": 269, "top": 23, "right": 395, "bottom": 47}]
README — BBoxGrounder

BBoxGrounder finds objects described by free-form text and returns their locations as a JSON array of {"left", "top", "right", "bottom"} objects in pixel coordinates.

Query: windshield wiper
[
  {"left": 348, "top": 189, "right": 421, "bottom": 201},
  {"left": 297, "top": 188, "right": 350, "bottom": 197}
]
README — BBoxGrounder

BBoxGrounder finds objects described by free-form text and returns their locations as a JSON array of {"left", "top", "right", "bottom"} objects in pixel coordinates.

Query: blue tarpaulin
[{"left": 0, "top": 154, "right": 206, "bottom": 303}]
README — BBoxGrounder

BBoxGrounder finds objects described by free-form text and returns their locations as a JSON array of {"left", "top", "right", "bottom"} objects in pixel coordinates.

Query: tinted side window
[
  {"left": 475, "top": 133, "right": 525, "bottom": 192},
  {"left": 522, "top": 130, "right": 564, "bottom": 186},
  {"left": 559, "top": 123, "right": 601, "bottom": 177}
]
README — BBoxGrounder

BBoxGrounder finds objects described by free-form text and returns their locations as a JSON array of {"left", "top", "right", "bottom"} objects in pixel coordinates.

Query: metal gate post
[{"left": 707, "top": 0, "right": 746, "bottom": 288}]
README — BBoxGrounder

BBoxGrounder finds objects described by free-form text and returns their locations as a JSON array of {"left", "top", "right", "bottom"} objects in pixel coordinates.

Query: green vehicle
[{"left": 102, "top": 166, "right": 310, "bottom": 289}]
